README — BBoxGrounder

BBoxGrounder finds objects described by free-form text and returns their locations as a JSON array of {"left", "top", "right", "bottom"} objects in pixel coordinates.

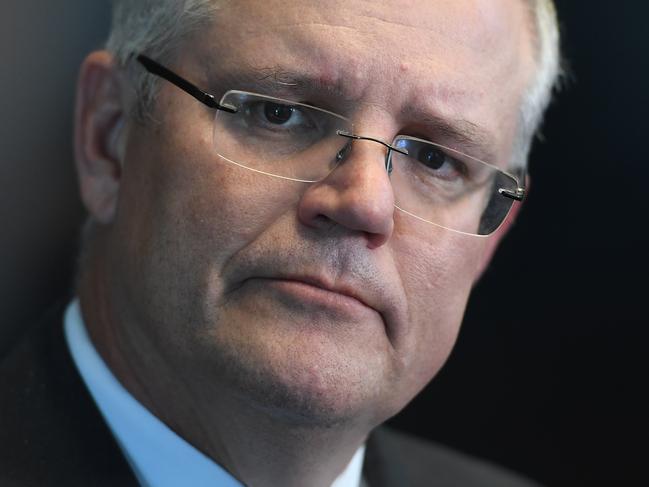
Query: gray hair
[
  {"left": 106, "top": 0, "right": 562, "bottom": 169},
  {"left": 106, "top": 0, "right": 221, "bottom": 117},
  {"left": 514, "top": 0, "right": 563, "bottom": 169}
]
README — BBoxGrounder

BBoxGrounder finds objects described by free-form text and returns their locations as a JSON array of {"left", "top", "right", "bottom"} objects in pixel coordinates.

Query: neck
[
  {"left": 188, "top": 392, "right": 368, "bottom": 487},
  {"left": 78, "top": 238, "right": 370, "bottom": 487}
]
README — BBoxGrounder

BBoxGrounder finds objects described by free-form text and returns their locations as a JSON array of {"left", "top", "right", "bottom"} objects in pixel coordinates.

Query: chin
[
  {"left": 237, "top": 373, "right": 365, "bottom": 429},
  {"left": 201, "top": 320, "right": 396, "bottom": 429}
]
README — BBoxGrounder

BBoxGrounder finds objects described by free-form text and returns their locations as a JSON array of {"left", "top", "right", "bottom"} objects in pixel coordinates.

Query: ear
[
  {"left": 473, "top": 176, "right": 530, "bottom": 281},
  {"left": 74, "top": 50, "right": 128, "bottom": 224}
]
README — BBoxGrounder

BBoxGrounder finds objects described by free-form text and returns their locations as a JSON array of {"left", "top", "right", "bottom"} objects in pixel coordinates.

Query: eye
[
  {"left": 417, "top": 145, "right": 447, "bottom": 170},
  {"left": 394, "top": 137, "right": 468, "bottom": 183},
  {"left": 264, "top": 102, "right": 296, "bottom": 125},
  {"left": 416, "top": 144, "right": 464, "bottom": 179},
  {"left": 232, "top": 97, "right": 335, "bottom": 152},
  {"left": 244, "top": 100, "right": 316, "bottom": 132}
]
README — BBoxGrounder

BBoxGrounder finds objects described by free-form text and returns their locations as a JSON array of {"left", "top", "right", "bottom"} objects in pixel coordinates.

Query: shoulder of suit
[
  {"left": 365, "top": 426, "right": 543, "bottom": 487},
  {"left": 0, "top": 301, "right": 138, "bottom": 487}
]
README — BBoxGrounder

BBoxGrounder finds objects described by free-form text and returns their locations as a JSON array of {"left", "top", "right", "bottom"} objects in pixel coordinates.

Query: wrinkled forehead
[{"left": 182, "top": 0, "right": 536, "bottom": 157}]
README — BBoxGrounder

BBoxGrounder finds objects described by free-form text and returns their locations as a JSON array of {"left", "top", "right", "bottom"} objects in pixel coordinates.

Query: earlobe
[{"left": 74, "top": 50, "right": 128, "bottom": 224}]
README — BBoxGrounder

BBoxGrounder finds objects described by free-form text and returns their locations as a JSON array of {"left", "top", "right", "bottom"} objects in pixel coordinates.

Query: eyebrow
[
  {"left": 210, "top": 64, "right": 350, "bottom": 102},
  {"left": 404, "top": 107, "right": 498, "bottom": 163}
]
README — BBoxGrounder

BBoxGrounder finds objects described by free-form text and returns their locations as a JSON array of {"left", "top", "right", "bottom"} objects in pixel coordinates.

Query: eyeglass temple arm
[{"left": 136, "top": 54, "right": 237, "bottom": 114}]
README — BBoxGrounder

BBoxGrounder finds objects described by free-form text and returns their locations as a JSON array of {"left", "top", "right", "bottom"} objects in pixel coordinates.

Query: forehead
[{"left": 186, "top": 0, "right": 535, "bottom": 157}]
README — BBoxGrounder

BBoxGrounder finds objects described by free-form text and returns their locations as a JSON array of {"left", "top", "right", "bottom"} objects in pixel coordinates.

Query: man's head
[{"left": 75, "top": 0, "right": 560, "bottom": 431}]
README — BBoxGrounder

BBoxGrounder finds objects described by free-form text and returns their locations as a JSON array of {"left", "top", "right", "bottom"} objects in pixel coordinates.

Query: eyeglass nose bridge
[{"left": 336, "top": 130, "right": 408, "bottom": 175}]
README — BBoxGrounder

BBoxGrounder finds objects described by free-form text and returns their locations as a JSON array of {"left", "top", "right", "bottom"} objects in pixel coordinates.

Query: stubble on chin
[{"left": 190, "top": 304, "right": 396, "bottom": 430}]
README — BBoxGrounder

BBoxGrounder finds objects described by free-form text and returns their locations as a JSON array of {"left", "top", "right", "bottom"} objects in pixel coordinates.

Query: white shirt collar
[{"left": 64, "top": 299, "right": 365, "bottom": 487}]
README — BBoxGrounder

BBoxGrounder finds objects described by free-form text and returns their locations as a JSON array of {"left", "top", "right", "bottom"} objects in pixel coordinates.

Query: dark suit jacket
[{"left": 0, "top": 303, "right": 540, "bottom": 487}]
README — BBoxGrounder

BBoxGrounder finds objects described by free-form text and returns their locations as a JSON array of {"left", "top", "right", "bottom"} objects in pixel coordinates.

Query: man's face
[{"left": 105, "top": 0, "right": 534, "bottom": 426}]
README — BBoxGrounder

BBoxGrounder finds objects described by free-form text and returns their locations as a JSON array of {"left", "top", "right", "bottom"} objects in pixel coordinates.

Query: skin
[{"left": 75, "top": 1, "right": 535, "bottom": 485}]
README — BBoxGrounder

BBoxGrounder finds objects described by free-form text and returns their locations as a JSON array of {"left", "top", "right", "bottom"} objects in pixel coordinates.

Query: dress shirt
[{"left": 64, "top": 299, "right": 365, "bottom": 487}]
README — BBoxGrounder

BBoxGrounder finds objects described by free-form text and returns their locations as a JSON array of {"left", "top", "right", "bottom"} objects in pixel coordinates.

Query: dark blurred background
[{"left": 2, "top": 2, "right": 647, "bottom": 486}]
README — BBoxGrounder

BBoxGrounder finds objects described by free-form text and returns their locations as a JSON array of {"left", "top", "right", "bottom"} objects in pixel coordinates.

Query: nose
[{"left": 297, "top": 137, "right": 395, "bottom": 249}]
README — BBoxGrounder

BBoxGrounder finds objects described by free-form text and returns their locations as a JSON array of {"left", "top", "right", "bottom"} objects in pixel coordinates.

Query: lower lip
[{"left": 251, "top": 278, "right": 372, "bottom": 315}]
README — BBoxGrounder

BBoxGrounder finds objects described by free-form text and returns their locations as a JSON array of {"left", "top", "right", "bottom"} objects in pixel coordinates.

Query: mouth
[
  {"left": 265, "top": 276, "right": 374, "bottom": 310},
  {"left": 242, "top": 275, "right": 378, "bottom": 318},
  {"left": 225, "top": 263, "right": 405, "bottom": 348}
]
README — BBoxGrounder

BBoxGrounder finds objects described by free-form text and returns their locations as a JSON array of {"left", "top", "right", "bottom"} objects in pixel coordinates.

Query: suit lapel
[{"left": 0, "top": 301, "right": 138, "bottom": 487}]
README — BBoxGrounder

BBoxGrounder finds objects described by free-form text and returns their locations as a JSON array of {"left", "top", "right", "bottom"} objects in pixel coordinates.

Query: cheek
[
  {"left": 393, "top": 223, "right": 486, "bottom": 394},
  {"left": 170, "top": 164, "right": 306, "bottom": 283},
  {"left": 112, "top": 120, "right": 302, "bottom": 330},
  {"left": 119, "top": 85, "right": 297, "bottom": 265}
]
